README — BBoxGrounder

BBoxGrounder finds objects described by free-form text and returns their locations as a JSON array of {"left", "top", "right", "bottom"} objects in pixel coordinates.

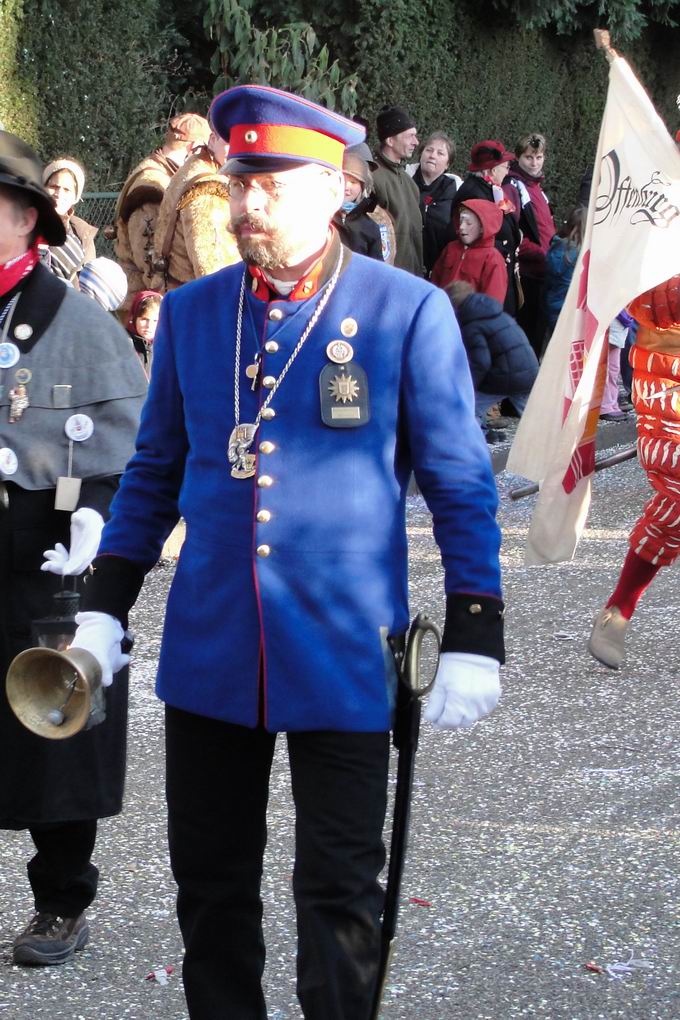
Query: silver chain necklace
[{"left": 227, "top": 247, "right": 345, "bottom": 479}]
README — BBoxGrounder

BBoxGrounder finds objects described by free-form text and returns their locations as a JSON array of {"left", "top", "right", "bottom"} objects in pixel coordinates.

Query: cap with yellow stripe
[{"left": 210, "top": 84, "right": 366, "bottom": 174}]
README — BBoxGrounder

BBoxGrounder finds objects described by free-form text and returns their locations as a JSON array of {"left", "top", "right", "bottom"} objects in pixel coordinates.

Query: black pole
[{"left": 509, "top": 445, "right": 637, "bottom": 501}]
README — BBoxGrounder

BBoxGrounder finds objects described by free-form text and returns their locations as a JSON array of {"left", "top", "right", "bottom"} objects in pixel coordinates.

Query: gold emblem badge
[
  {"left": 329, "top": 373, "right": 360, "bottom": 404},
  {"left": 326, "top": 339, "right": 354, "bottom": 365},
  {"left": 319, "top": 362, "right": 369, "bottom": 427},
  {"left": 340, "top": 317, "right": 358, "bottom": 338}
]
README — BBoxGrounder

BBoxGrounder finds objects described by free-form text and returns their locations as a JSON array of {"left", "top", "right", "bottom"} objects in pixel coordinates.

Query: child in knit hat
[{"left": 79, "top": 258, "right": 128, "bottom": 312}]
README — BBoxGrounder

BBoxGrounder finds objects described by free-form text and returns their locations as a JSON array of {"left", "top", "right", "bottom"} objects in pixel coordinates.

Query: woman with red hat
[{"left": 452, "top": 140, "right": 522, "bottom": 317}]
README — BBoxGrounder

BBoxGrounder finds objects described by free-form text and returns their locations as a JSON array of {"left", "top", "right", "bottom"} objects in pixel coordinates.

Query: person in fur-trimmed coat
[
  {"left": 114, "top": 114, "right": 210, "bottom": 312},
  {"left": 151, "top": 131, "right": 241, "bottom": 292}
]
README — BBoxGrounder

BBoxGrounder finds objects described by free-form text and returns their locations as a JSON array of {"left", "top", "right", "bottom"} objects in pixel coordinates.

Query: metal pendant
[
  {"left": 228, "top": 423, "right": 258, "bottom": 479},
  {"left": 8, "top": 384, "right": 29, "bottom": 423}
]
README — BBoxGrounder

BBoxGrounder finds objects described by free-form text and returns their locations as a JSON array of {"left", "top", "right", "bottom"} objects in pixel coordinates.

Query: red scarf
[{"left": 0, "top": 239, "right": 42, "bottom": 298}]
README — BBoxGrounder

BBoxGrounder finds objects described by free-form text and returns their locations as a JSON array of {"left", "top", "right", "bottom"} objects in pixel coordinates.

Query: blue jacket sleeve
[
  {"left": 400, "top": 287, "right": 503, "bottom": 601},
  {"left": 96, "top": 294, "right": 189, "bottom": 571}
]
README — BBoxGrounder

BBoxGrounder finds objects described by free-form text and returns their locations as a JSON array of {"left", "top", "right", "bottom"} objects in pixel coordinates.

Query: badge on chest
[{"left": 319, "top": 340, "right": 370, "bottom": 428}]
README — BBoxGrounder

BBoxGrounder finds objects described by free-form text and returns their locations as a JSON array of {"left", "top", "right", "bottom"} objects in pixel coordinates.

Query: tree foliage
[
  {"left": 0, "top": 0, "right": 39, "bottom": 143},
  {"left": 2, "top": 0, "right": 680, "bottom": 206},
  {"left": 490, "top": 0, "right": 680, "bottom": 39},
  {"left": 203, "top": 0, "right": 358, "bottom": 112},
  {"left": 9, "top": 0, "right": 178, "bottom": 189}
]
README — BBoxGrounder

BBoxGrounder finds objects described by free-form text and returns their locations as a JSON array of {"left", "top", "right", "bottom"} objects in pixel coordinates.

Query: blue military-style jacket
[{"left": 98, "top": 240, "right": 502, "bottom": 732}]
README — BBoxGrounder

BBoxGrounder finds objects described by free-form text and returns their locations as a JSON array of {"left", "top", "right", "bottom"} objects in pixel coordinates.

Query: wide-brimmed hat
[
  {"left": 468, "top": 140, "right": 514, "bottom": 173},
  {"left": 0, "top": 132, "right": 65, "bottom": 244},
  {"left": 345, "top": 140, "right": 377, "bottom": 171},
  {"left": 342, "top": 151, "right": 371, "bottom": 186}
]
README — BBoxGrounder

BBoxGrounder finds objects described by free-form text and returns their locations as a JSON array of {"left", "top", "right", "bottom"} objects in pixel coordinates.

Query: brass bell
[{"left": 6, "top": 646, "right": 105, "bottom": 740}]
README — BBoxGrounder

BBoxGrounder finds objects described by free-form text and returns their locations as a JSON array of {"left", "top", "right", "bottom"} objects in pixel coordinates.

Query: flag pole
[{"left": 593, "top": 28, "right": 618, "bottom": 63}]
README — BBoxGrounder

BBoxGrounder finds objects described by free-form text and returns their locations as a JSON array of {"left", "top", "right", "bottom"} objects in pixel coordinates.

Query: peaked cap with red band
[{"left": 210, "top": 84, "right": 366, "bottom": 174}]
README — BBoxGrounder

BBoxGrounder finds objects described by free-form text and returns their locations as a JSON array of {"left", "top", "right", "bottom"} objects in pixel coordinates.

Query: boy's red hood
[{"left": 456, "top": 198, "right": 503, "bottom": 246}]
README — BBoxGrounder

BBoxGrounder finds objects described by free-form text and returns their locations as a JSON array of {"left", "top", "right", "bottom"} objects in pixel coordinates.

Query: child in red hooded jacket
[{"left": 431, "top": 199, "right": 507, "bottom": 305}]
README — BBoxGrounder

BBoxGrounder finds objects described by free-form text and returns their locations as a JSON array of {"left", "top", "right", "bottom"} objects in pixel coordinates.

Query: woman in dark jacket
[
  {"left": 506, "top": 133, "right": 557, "bottom": 356},
  {"left": 406, "top": 132, "right": 462, "bottom": 276},
  {"left": 452, "top": 140, "right": 522, "bottom": 317}
]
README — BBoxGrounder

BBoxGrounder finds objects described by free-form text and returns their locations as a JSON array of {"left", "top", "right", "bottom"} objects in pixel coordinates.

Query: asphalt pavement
[{"left": 1, "top": 418, "right": 678, "bottom": 1020}]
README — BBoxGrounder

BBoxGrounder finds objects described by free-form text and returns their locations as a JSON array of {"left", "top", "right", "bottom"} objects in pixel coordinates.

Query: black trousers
[
  {"left": 27, "top": 819, "right": 98, "bottom": 916},
  {"left": 517, "top": 275, "right": 547, "bottom": 358},
  {"left": 165, "top": 706, "right": 390, "bottom": 1020}
]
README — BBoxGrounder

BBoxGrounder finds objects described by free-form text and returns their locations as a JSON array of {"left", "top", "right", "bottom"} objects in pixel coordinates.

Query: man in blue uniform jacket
[{"left": 72, "top": 86, "right": 505, "bottom": 1020}]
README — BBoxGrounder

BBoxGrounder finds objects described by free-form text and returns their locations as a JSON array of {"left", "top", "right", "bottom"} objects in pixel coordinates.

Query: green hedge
[
  {"left": 0, "top": 0, "right": 39, "bottom": 143},
  {"left": 331, "top": 2, "right": 680, "bottom": 221},
  {"left": 1, "top": 0, "right": 679, "bottom": 211},
  {"left": 6, "top": 0, "right": 182, "bottom": 190}
]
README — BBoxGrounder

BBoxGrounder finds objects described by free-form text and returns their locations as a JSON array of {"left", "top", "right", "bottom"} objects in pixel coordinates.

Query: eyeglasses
[{"left": 225, "top": 177, "right": 289, "bottom": 201}]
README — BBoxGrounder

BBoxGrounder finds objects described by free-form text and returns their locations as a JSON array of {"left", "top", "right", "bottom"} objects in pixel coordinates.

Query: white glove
[
  {"left": 70, "top": 611, "right": 129, "bottom": 687},
  {"left": 41, "top": 508, "right": 104, "bottom": 576},
  {"left": 423, "top": 652, "right": 501, "bottom": 730}
]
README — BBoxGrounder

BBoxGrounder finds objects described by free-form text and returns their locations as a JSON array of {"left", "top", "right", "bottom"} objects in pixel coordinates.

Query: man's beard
[{"left": 229, "top": 214, "right": 293, "bottom": 270}]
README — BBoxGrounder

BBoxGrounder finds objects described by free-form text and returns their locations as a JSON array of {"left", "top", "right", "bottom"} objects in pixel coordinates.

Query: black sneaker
[
  {"left": 12, "top": 911, "right": 89, "bottom": 966},
  {"left": 484, "top": 428, "right": 507, "bottom": 445},
  {"left": 599, "top": 411, "right": 628, "bottom": 422},
  {"left": 485, "top": 415, "right": 515, "bottom": 430},
  {"left": 499, "top": 398, "right": 521, "bottom": 418}
]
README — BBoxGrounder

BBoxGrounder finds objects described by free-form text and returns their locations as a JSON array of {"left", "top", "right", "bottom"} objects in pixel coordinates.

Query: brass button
[
  {"left": 259, "top": 441, "right": 275, "bottom": 454},
  {"left": 469, "top": 603, "right": 482, "bottom": 615},
  {"left": 257, "top": 475, "right": 273, "bottom": 488},
  {"left": 268, "top": 307, "right": 283, "bottom": 321},
  {"left": 257, "top": 509, "right": 271, "bottom": 523},
  {"left": 256, "top": 544, "right": 271, "bottom": 557},
  {"left": 264, "top": 340, "right": 279, "bottom": 353},
  {"left": 261, "top": 407, "right": 276, "bottom": 420},
  {"left": 262, "top": 375, "right": 276, "bottom": 389}
]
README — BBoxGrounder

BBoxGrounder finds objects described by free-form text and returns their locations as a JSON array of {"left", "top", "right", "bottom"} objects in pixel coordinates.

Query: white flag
[{"left": 507, "top": 55, "right": 680, "bottom": 564}]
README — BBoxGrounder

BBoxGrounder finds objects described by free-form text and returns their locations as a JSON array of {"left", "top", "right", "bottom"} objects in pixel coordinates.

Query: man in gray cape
[{"left": 0, "top": 132, "right": 147, "bottom": 965}]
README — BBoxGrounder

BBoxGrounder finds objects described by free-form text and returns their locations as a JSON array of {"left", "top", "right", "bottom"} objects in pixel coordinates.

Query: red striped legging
[{"left": 629, "top": 345, "right": 680, "bottom": 566}]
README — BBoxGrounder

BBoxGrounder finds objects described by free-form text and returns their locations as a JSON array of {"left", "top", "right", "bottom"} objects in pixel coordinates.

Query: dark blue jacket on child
[{"left": 456, "top": 291, "right": 539, "bottom": 395}]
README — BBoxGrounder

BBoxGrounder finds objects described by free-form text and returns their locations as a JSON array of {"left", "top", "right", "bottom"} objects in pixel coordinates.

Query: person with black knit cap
[{"left": 372, "top": 105, "right": 424, "bottom": 275}]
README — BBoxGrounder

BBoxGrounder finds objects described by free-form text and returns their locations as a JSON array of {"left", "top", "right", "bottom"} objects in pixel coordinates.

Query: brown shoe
[
  {"left": 587, "top": 605, "right": 629, "bottom": 669},
  {"left": 12, "top": 911, "right": 89, "bottom": 966}
]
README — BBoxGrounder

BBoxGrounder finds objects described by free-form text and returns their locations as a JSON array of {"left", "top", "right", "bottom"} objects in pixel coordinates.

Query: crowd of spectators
[{"left": 37, "top": 101, "right": 631, "bottom": 445}]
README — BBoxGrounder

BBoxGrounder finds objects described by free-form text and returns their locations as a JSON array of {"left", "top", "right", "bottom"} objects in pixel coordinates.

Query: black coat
[
  {"left": 412, "top": 168, "right": 459, "bottom": 275},
  {"left": 333, "top": 198, "right": 384, "bottom": 260},
  {"left": 0, "top": 484, "right": 129, "bottom": 829},
  {"left": 452, "top": 175, "right": 522, "bottom": 317},
  {"left": 455, "top": 292, "right": 539, "bottom": 395},
  {"left": 0, "top": 267, "right": 137, "bottom": 829}
]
